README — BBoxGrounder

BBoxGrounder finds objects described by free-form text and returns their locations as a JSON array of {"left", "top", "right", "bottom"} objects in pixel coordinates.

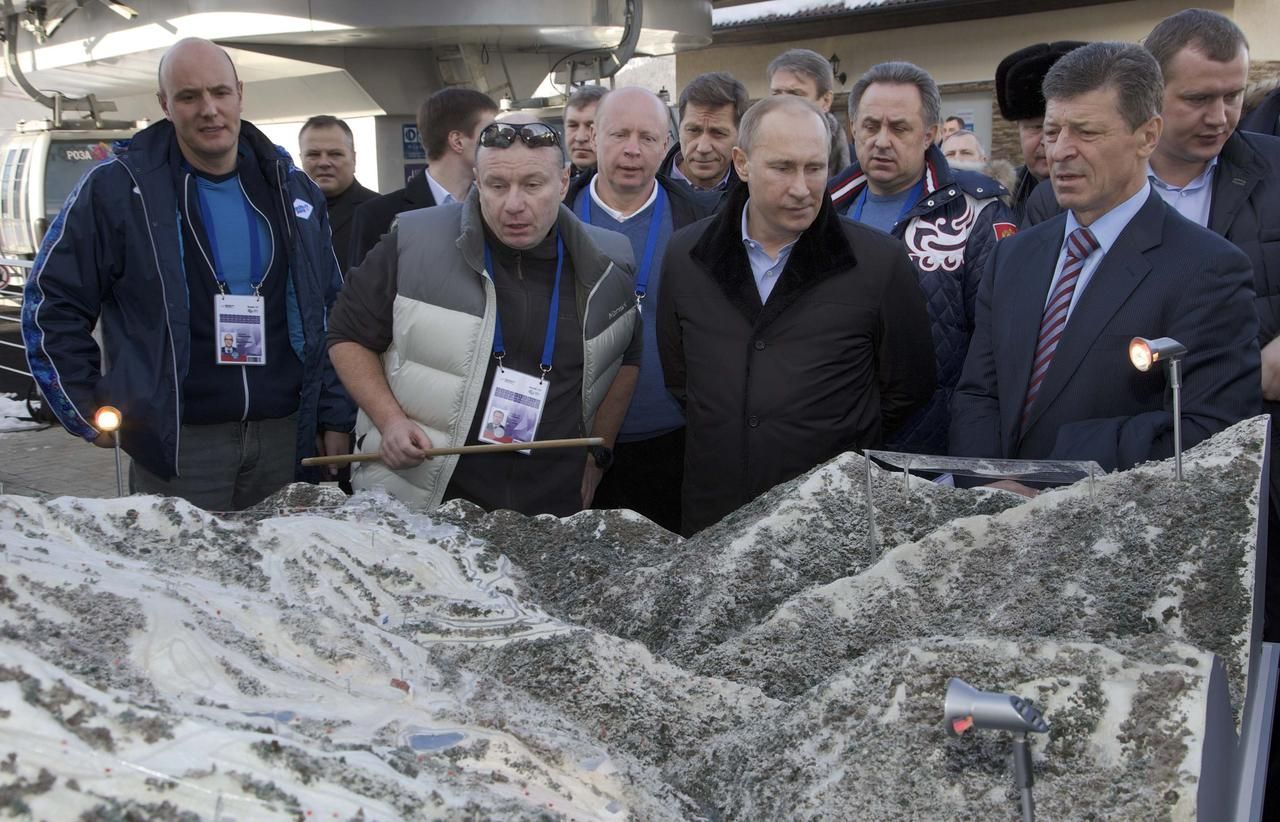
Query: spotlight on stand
[
  {"left": 945, "top": 678, "right": 1050, "bottom": 822},
  {"left": 94, "top": 406, "right": 125, "bottom": 497},
  {"left": 1129, "top": 336, "right": 1188, "bottom": 481}
]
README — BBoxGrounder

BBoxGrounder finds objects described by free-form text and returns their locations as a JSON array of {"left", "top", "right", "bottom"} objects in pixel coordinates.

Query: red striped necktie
[{"left": 1021, "top": 226, "right": 1100, "bottom": 432}]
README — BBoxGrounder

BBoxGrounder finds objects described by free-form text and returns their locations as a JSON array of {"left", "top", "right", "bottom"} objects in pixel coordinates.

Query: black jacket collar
[{"left": 689, "top": 179, "right": 856, "bottom": 330}]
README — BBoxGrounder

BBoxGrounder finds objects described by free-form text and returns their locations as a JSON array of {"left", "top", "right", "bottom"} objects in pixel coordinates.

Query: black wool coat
[{"left": 657, "top": 183, "right": 936, "bottom": 535}]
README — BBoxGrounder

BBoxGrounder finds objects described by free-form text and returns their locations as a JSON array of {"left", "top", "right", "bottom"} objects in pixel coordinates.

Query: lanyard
[
  {"left": 192, "top": 172, "right": 266, "bottom": 295},
  {"left": 484, "top": 234, "right": 565, "bottom": 377},
  {"left": 852, "top": 176, "right": 925, "bottom": 228},
  {"left": 576, "top": 182, "right": 666, "bottom": 305}
]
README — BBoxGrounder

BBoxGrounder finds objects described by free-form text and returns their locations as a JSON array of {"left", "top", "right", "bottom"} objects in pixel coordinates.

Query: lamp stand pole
[
  {"left": 1012, "top": 732, "right": 1035, "bottom": 822},
  {"left": 113, "top": 438, "right": 124, "bottom": 497},
  {"left": 1168, "top": 358, "right": 1183, "bottom": 482}
]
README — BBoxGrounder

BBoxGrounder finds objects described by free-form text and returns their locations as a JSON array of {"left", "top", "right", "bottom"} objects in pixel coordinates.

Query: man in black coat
[
  {"left": 347, "top": 89, "right": 497, "bottom": 270},
  {"left": 299, "top": 116, "right": 377, "bottom": 275},
  {"left": 658, "top": 96, "right": 935, "bottom": 536},
  {"left": 951, "top": 42, "right": 1259, "bottom": 483}
]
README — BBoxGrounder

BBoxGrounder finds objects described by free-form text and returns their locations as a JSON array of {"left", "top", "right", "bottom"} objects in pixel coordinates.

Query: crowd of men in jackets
[{"left": 24, "top": 9, "right": 1280, "bottom": 544}]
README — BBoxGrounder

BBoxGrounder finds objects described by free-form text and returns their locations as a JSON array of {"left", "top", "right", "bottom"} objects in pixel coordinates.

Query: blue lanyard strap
[
  {"left": 851, "top": 176, "right": 926, "bottom": 227},
  {"left": 192, "top": 172, "right": 265, "bottom": 295},
  {"left": 576, "top": 181, "right": 666, "bottom": 302},
  {"left": 483, "top": 234, "right": 565, "bottom": 375}
]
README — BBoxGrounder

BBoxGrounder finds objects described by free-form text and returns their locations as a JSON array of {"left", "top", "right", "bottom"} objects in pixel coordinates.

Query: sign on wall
[{"left": 402, "top": 124, "right": 425, "bottom": 160}]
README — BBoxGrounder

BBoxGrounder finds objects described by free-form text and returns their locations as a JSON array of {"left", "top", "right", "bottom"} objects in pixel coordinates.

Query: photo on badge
[
  {"left": 215, "top": 294, "right": 268, "bottom": 366},
  {"left": 479, "top": 371, "right": 548, "bottom": 455}
]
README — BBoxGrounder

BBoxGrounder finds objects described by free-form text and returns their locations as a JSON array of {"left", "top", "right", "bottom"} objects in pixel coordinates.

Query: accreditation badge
[
  {"left": 214, "top": 293, "right": 267, "bottom": 366},
  {"left": 478, "top": 367, "right": 548, "bottom": 455}
]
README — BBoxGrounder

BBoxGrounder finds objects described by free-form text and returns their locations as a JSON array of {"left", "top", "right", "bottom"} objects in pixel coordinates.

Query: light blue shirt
[
  {"left": 1148, "top": 156, "right": 1216, "bottom": 227},
  {"left": 1049, "top": 182, "right": 1151, "bottom": 320},
  {"left": 741, "top": 199, "right": 798, "bottom": 303},
  {"left": 425, "top": 169, "right": 456, "bottom": 205}
]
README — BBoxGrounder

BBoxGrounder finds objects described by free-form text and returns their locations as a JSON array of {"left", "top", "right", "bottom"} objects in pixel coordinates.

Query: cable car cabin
[{"left": 0, "top": 123, "right": 135, "bottom": 260}]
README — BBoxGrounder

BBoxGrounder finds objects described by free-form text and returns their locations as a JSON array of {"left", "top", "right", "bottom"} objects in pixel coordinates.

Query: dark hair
[
  {"left": 678, "top": 72, "right": 750, "bottom": 125},
  {"left": 1143, "top": 8, "right": 1249, "bottom": 77},
  {"left": 944, "top": 115, "right": 966, "bottom": 129},
  {"left": 1043, "top": 41, "right": 1163, "bottom": 130},
  {"left": 299, "top": 115, "right": 353, "bottom": 144},
  {"left": 847, "top": 61, "right": 941, "bottom": 127},
  {"left": 766, "top": 49, "right": 834, "bottom": 98},
  {"left": 419, "top": 88, "right": 499, "bottom": 161},
  {"left": 566, "top": 85, "right": 609, "bottom": 111}
]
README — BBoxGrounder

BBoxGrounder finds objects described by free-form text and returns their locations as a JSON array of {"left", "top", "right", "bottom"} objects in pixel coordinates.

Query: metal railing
[{"left": 0, "top": 256, "right": 31, "bottom": 378}]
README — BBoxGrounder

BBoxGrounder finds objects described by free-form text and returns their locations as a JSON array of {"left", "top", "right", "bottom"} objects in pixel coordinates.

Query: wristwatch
[{"left": 588, "top": 445, "right": 614, "bottom": 471}]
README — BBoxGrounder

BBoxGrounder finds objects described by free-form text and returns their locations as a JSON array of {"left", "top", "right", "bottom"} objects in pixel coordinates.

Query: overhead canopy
[{"left": 1, "top": 0, "right": 712, "bottom": 123}]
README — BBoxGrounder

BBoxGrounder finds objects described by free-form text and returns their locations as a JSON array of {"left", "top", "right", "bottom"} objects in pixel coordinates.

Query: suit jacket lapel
[
  {"left": 1208, "top": 133, "right": 1258, "bottom": 237},
  {"left": 1002, "top": 223, "right": 1064, "bottom": 449},
  {"left": 1021, "top": 192, "right": 1162, "bottom": 435}
]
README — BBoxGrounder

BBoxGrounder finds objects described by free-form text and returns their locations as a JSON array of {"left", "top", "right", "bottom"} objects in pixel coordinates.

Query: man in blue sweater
[
  {"left": 563, "top": 87, "right": 716, "bottom": 532},
  {"left": 23, "top": 38, "right": 353, "bottom": 510}
]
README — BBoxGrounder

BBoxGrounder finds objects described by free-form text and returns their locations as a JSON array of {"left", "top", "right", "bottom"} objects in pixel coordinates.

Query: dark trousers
[
  {"left": 592, "top": 427, "right": 684, "bottom": 534},
  {"left": 129, "top": 415, "right": 297, "bottom": 511}
]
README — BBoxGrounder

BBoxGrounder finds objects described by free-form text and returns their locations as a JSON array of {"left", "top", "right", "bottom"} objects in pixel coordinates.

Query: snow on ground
[{"left": 0, "top": 392, "right": 43, "bottom": 433}]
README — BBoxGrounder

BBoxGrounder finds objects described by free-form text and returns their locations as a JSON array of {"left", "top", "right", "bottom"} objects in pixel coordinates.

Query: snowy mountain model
[{"left": 0, "top": 417, "right": 1267, "bottom": 820}]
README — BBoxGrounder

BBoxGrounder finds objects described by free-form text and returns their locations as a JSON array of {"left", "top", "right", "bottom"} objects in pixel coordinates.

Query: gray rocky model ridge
[{"left": 0, "top": 416, "right": 1265, "bottom": 820}]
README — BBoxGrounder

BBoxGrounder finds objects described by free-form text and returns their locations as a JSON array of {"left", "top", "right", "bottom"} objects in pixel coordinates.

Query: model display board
[{"left": 0, "top": 417, "right": 1267, "bottom": 820}]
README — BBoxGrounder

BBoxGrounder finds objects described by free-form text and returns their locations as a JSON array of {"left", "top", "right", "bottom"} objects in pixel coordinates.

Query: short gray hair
[
  {"left": 767, "top": 48, "right": 835, "bottom": 98},
  {"left": 847, "top": 61, "right": 942, "bottom": 128},
  {"left": 1043, "top": 41, "right": 1163, "bottom": 131},
  {"left": 738, "top": 95, "right": 827, "bottom": 155},
  {"left": 678, "top": 72, "right": 750, "bottom": 125},
  {"left": 566, "top": 84, "right": 609, "bottom": 112}
]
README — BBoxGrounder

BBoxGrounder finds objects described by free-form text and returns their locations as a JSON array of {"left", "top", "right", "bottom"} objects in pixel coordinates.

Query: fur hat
[{"left": 996, "top": 41, "right": 1087, "bottom": 121}]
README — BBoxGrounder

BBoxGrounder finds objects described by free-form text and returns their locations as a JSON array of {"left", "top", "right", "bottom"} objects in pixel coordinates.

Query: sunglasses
[{"left": 478, "top": 122, "right": 562, "bottom": 150}]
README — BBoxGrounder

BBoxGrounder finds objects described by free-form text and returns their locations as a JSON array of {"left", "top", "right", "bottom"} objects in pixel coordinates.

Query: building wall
[{"left": 679, "top": 0, "right": 1277, "bottom": 167}]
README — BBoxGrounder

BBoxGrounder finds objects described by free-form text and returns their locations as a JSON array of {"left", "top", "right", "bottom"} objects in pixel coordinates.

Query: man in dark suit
[
  {"left": 950, "top": 41, "right": 1260, "bottom": 486},
  {"left": 347, "top": 89, "right": 497, "bottom": 270},
  {"left": 299, "top": 115, "right": 377, "bottom": 273}
]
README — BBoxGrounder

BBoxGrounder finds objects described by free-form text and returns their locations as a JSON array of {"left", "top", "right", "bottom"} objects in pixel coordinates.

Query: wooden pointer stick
[{"left": 300, "top": 436, "right": 604, "bottom": 467}]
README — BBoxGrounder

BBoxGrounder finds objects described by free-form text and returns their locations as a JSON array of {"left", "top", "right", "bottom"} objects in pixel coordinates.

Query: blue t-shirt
[
  {"left": 854, "top": 187, "right": 915, "bottom": 233},
  {"left": 194, "top": 173, "right": 272, "bottom": 294},
  {"left": 576, "top": 187, "right": 684, "bottom": 442}
]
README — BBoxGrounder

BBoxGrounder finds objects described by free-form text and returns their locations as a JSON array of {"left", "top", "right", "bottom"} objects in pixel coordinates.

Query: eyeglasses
[{"left": 478, "top": 122, "right": 562, "bottom": 150}]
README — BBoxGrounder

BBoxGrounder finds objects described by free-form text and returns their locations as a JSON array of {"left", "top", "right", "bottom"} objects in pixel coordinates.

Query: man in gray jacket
[{"left": 328, "top": 116, "right": 641, "bottom": 515}]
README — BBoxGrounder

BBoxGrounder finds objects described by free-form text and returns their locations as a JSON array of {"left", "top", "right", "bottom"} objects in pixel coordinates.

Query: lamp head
[
  {"left": 944, "top": 677, "right": 1049, "bottom": 736},
  {"left": 94, "top": 406, "right": 122, "bottom": 433},
  {"left": 1129, "top": 337, "right": 1187, "bottom": 373}
]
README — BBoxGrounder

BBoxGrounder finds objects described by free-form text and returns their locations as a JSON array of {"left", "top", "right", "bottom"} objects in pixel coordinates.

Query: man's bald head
[
  {"left": 155, "top": 37, "right": 244, "bottom": 175},
  {"left": 157, "top": 38, "right": 238, "bottom": 99},
  {"left": 594, "top": 86, "right": 669, "bottom": 136}
]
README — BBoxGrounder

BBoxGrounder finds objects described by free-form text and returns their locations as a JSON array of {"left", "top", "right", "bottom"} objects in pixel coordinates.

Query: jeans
[{"left": 129, "top": 414, "right": 298, "bottom": 511}]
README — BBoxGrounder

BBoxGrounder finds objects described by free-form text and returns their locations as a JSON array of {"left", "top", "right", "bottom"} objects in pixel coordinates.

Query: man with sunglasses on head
[{"left": 328, "top": 116, "right": 642, "bottom": 515}]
